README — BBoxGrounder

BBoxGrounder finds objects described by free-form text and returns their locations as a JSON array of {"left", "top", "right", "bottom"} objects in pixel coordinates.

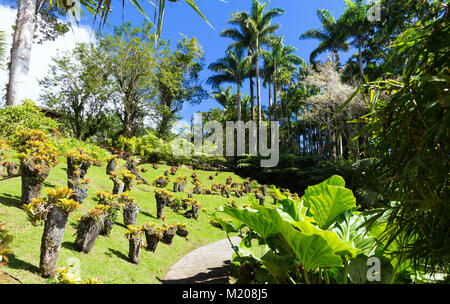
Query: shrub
[
  {"left": 0, "top": 100, "right": 60, "bottom": 141},
  {"left": 0, "top": 222, "right": 13, "bottom": 266}
]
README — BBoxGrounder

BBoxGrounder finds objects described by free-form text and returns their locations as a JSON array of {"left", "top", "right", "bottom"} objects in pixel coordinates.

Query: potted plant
[
  {"left": 124, "top": 225, "right": 144, "bottom": 264},
  {"left": 152, "top": 175, "right": 169, "bottom": 188},
  {"left": 95, "top": 191, "right": 123, "bottom": 236},
  {"left": 176, "top": 223, "right": 189, "bottom": 237},
  {"left": 11, "top": 130, "right": 59, "bottom": 205},
  {"left": 22, "top": 187, "right": 81, "bottom": 278},
  {"left": 154, "top": 189, "right": 173, "bottom": 219},
  {"left": 119, "top": 192, "right": 139, "bottom": 227},
  {"left": 74, "top": 204, "right": 109, "bottom": 254},
  {"left": 160, "top": 224, "right": 177, "bottom": 245},
  {"left": 109, "top": 170, "right": 124, "bottom": 195},
  {"left": 66, "top": 147, "right": 98, "bottom": 204},
  {"left": 106, "top": 155, "right": 118, "bottom": 175},
  {"left": 142, "top": 223, "right": 163, "bottom": 252}
]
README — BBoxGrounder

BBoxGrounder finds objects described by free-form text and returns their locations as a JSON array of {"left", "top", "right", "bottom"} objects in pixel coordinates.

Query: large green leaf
[
  {"left": 280, "top": 198, "right": 309, "bottom": 222},
  {"left": 332, "top": 211, "right": 377, "bottom": 256},
  {"left": 221, "top": 207, "right": 278, "bottom": 239},
  {"left": 293, "top": 220, "right": 358, "bottom": 258},
  {"left": 348, "top": 255, "right": 394, "bottom": 284},
  {"left": 302, "top": 175, "right": 357, "bottom": 229},
  {"left": 258, "top": 207, "right": 343, "bottom": 271}
]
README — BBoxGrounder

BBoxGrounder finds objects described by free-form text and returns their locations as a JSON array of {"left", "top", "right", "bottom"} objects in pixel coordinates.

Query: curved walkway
[{"left": 161, "top": 237, "right": 240, "bottom": 284}]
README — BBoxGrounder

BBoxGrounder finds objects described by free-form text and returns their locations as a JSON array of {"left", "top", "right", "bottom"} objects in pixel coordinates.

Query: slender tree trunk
[
  {"left": 358, "top": 38, "right": 364, "bottom": 78},
  {"left": 255, "top": 53, "right": 262, "bottom": 127},
  {"left": 237, "top": 84, "right": 242, "bottom": 122},
  {"left": 6, "top": 0, "right": 37, "bottom": 106},
  {"left": 268, "top": 80, "right": 272, "bottom": 121},
  {"left": 273, "top": 57, "right": 278, "bottom": 120}
]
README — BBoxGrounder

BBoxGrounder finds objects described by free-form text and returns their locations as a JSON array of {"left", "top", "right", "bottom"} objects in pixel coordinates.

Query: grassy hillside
[{"left": 0, "top": 160, "right": 253, "bottom": 284}]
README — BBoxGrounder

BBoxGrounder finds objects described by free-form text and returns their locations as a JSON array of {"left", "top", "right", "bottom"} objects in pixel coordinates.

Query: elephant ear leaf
[
  {"left": 302, "top": 175, "right": 357, "bottom": 229},
  {"left": 348, "top": 255, "right": 394, "bottom": 284},
  {"left": 221, "top": 206, "right": 278, "bottom": 239},
  {"left": 280, "top": 198, "right": 309, "bottom": 222},
  {"left": 258, "top": 207, "right": 343, "bottom": 271},
  {"left": 293, "top": 220, "right": 358, "bottom": 259}
]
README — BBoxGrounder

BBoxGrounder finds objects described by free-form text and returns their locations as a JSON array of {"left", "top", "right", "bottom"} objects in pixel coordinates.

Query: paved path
[{"left": 161, "top": 237, "right": 240, "bottom": 284}]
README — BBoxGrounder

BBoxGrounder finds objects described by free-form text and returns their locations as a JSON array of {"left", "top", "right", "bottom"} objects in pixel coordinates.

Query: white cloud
[{"left": 0, "top": 5, "right": 95, "bottom": 105}]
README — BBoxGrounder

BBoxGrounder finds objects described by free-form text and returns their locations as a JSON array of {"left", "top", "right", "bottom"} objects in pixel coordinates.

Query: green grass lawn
[{"left": 0, "top": 160, "right": 254, "bottom": 284}]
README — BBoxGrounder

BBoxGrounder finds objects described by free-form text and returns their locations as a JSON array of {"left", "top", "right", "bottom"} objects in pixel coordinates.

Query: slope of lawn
[{"left": 0, "top": 160, "right": 254, "bottom": 284}]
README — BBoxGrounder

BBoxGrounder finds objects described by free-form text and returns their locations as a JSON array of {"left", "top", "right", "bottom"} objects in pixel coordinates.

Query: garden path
[{"left": 161, "top": 236, "right": 240, "bottom": 284}]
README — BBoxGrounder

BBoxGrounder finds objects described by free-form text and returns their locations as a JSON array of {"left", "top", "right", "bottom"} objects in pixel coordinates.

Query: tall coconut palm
[
  {"left": 221, "top": 0, "right": 284, "bottom": 125},
  {"left": 211, "top": 86, "right": 238, "bottom": 121},
  {"left": 263, "top": 36, "right": 303, "bottom": 120},
  {"left": 207, "top": 48, "right": 249, "bottom": 122},
  {"left": 339, "top": 0, "right": 370, "bottom": 78},
  {"left": 299, "top": 8, "right": 349, "bottom": 65}
]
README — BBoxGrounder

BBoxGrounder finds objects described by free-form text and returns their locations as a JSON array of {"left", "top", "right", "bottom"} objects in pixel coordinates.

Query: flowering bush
[
  {"left": 12, "top": 129, "right": 59, "bottom": 169},
  {"left": 0, "top": 222, "right": 13, "bottom": 266},
  {"left": 22, "top": 187, "right": 81, "bottom": 225}
]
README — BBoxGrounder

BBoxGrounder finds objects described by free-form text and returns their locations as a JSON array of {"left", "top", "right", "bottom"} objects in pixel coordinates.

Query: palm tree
[
  {"left": 339, "top": 0, "right": 370, "bottom": 78},
  {"left": 263, "top": 36, "right": 303, "bottom": 120},
  {"left": 207, "top": 48, "right": 249, "bottom": 122},
  {"left": 221, "top": 0, "right": 284, "bottom": 125},
  {"left": 211, "top": 86, "right": 238, "bottom": 121},
  {"left": 299, "top": 9, "right": 349, "bottom": 65}
]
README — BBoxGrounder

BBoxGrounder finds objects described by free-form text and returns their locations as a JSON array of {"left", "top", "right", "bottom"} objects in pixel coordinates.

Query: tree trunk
[
  {"left": 21, "top": 162, "right": 50, "bottom": 205},
  {"left": 123, "top": 202, "right": 139, "bottom": 227},
  {"left": 6, "top": 0, "right": 37, "bottom": 106},
  {"left": 358, "top": 38, "right": 364, "bottom": 78},
  {"left": 255, "top": 53, "right": 262, "bottom": 128},
  {"left": 161, "top": 226, "right": 176, "bottom": 245},
  {"left": 268, "top": 80, "right": 272, "bottom": 121},
  {"left": 39, "top": 205, "right": 68, "bottom": 278},
  {"left": 74, "top": 213, "right": 106, "bottom": 254},
  {"left": 237, "top": 84, "right": 242, "bottom": 122},
  {"left": 128, "top": 236, "right": 142, "bottom": 264},
  {"left": 144, "top": 229, "right": 160, "bottom": 252}
]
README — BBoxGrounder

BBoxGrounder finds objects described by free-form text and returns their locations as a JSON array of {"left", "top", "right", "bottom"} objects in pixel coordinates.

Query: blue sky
[{"left": 82, "top": 0, "right": 351, "bottom": 121}]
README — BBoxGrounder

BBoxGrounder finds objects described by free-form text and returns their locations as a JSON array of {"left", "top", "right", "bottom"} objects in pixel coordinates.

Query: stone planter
[
  {"left": 74, "top": 213, "right": 106, "bottom": 254},
  {"left": 173, "top": 182, "right": 179, "bottom": 192},
  {"left": 123, "top": 202, "right": 139, "bottom": 227},
  {"left": 39, "top": 205, "right": 69, "bottom": 278},
  {"left": 21, "top": 162, "right": 50, "bottom": 205},
  {"left": 161, "top": 226, "right": 176, "bottom": 245},
  {"left": 178, "top": 183, "right": 185, "bottom": 192}
]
